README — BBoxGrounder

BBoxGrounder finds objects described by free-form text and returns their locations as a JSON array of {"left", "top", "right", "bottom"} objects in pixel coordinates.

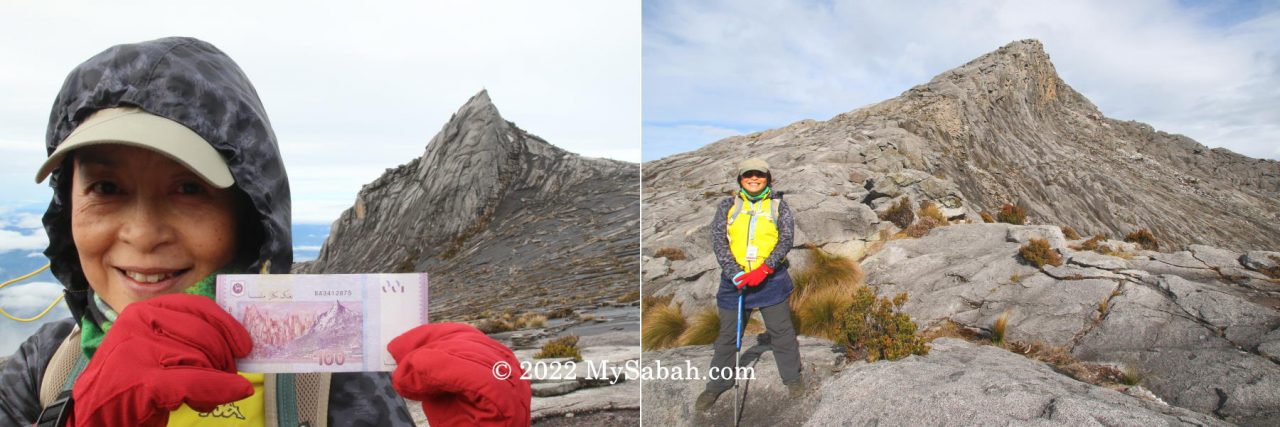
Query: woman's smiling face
[
  {"left": 738, "top": 170, "right": 768, "bottom": 195},
  {"left": 70, "top": 144, "right": 238, "bottom": 311}
]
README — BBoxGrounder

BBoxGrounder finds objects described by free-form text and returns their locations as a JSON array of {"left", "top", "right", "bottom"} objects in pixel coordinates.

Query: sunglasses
[{"left": 740, "top": 171, "right": 768, "bottom": 179}]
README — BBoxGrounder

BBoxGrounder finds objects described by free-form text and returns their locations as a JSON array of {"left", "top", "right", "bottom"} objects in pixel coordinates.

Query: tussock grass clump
[
  {"left": 903, "top": 216, "right": 941, "bottom": 238},
  {"left": 654, "top": 247, "right": 688, "bottom": 261},
  {"left": 545, "top": 307, "right": 575, "bottom": 319},
  {"left": 979, "top": 211, "right": 995, "bottom": 223},
  {"left": 641, "top": 294, "right": 674, "bottom": 311},
  {"left": 992, "top": 310, "right": 1011, "bottom": 346},
  {"left": 641, "top": 302, "right": 687, "bottom": 351},
  {"left": 790, "top": 248, "right": 865, "bottom": 339},
  {"left": 1061, "top": 226, "right": 1081, "bottom": 240},
  {"left": 519, "top": 313, "right": 547, "bottom": 328},
  {"left": 880, "top": 197, "right": 915, "bottom": 229},
  {"left": 1019, "top": 238, "right": 1063, "bottom": 268},
  {"left": 679, "top": 308, "right": 721, "bottom": 346},
  {"left": 791, "top": 248, "right": 864, "bottom": 298},
  {"left": 836, "top": 287, "right": 930, "bottom": 362},
  {"left": 996, "top": 203, "right": 1026, "bottom": 225},
  {"left": 918, "top": 200, "right": 948, "bottom": 224},
  {"left": 616, "top": 290, "right": 640, "bottom": 304},
  {"left": 921, "top": 319, "right": 983, "bottom": 342},
  {"left": 1124, "top": 229, "right": 1159, "bottom": 251},
  {"left": 476, "top": 311, "right": 547, "bottom": 333},
  {"left": 534, "top": 335, "right": 583, "bottom": 361},
  {"left": 794, "top": 286, "right": 855, "bottom": 341}
]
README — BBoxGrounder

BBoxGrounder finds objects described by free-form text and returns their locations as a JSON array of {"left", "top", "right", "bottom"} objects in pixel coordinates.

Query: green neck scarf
[
  {"left": 79, "top": 268, "right": 229, "bottom": 359},
  {"left": 739, "top": 186, "right": 771, "bottom": 202}
]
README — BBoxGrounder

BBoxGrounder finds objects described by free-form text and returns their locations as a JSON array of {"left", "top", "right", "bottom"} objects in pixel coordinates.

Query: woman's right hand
[{"left": 70, "top": 294, "right": 254, "bottom": 427}]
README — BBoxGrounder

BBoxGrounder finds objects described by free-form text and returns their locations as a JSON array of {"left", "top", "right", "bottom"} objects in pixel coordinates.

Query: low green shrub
[
  {"left": 836, "top": 287, "right": 930, "bottom": 362},
  {"left": 534, "top": 335, "right": 583, "bottom": 361}
]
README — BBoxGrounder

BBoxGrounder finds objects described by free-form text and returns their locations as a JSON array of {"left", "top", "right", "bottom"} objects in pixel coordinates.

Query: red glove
[
  {"left": 388, "top": 323, "right": 531, "bottom": 426},
  {"left": 740, "top": 264, "right": 775, "bottom": 287},
  {"left": 70, "top": 294, "right": 253, "bottom": 427}
]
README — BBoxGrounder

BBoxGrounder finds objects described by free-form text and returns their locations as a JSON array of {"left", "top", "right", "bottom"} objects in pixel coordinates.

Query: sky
[
  {"left": 643, "top": 0, "right": 1280, "bottom": 161},
  {"left": 0, "top": 1, "right": 638, "bottom": 355},
  {"left": 0, "top": 1, "right": 641, "bottom": 223}
]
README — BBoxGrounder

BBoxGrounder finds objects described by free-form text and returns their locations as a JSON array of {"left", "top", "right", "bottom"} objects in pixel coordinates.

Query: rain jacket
[{"left": 0, "top": 37, "right": 415, "bottom": 426}]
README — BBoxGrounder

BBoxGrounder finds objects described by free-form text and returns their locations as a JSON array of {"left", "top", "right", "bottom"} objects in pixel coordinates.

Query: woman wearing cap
[
  {"left": 0, "top": 37, "right": 530, "bottom": 426},
  {"left": 695, "top": 158, "right": 803, "bottom": 412}
]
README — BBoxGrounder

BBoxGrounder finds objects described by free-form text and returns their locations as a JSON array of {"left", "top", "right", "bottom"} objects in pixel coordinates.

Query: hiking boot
[
  {"left": 695, "top": 388, "right": 727, "bottom": 411},
  {"left": 785, "top": 378, "right": 806, "bottom": 398}
]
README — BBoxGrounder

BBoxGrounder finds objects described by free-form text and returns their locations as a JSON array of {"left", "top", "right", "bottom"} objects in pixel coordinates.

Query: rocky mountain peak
[{"left": 296, "top": 90, "right": 639, "bottom": 320}]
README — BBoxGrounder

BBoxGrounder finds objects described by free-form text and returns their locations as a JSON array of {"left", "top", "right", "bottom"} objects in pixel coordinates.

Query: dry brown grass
[
  {"left": 1124, "top": 229, "right": 1159, "bottom": 251},
  {"left": 903, "top": 216, "right": 942, "bottom": 238},
  {"left": 616, "top": 290, "right": 640, "bottom": 304},
  {"left": 679, "top": 308, "right": 721, "bottom": 346},
  {"left": 641, "top": 302, "right": 687, "bottom": 351},
  {"left": 992, "top": 310, "right": 1012, "bottom": 345},
  {"left": 996, "top": 203, "right": 1026, "bottom": 225},
  {"left": 1019, "top": 238, "right": 1063, "bottom": 268},
  {"left": 880, "top": 196, "right": 915, "bottom": 229},
  {"left": 980, "top": 211, "right": 995, "bottom": 223},
  {"left": 918, "top": 200, "right": 949, "bottom": 224},
  {"left": 654, "top": 247, "right": 688, "bottom": 261},
  {"left": 1061, "top": 226, "right": 1081, "bottom": 240}
]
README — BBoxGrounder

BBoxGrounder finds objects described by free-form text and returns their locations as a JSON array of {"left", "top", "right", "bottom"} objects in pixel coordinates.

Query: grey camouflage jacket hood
[{"left": 41, "top": 37, "right": 292, "bottom": 322}]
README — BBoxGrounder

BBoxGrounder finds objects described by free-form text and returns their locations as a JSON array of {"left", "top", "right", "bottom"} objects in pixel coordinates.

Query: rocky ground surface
[
  {"left": 404, "top": 302, "right": 640, "bottom": 426},
  {"left": 644, "top": 39, "right": 1280, "bottom": 425},
  {"left": 642, "top": 336, "right": 1226, "bottom": 426},
  {"left": 296, "top": 90, "right": 639, "bottom": 322},
  {"left": 862, "top": 223, "right": 1280, "bottom": 425}
]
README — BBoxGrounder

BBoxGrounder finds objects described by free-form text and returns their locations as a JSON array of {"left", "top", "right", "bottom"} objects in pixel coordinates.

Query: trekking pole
[
  {"left": 733, "top": 287, "right": 744, "bottom": 427},
  {"left": 733, "top": 199, "right": 762, "bottom": 427}
]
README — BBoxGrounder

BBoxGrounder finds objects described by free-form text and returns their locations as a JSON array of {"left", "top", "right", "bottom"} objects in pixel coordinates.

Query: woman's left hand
[
  {"left": 740, "top": 264, "right": 775, "bottom": 287},
  {"left": 388, "top": 323, "right": 531, "bottom": 426}
]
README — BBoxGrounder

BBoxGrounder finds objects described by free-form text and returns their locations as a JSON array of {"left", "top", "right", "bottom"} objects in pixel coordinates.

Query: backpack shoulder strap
[
  {"left": 265, "top": 372, "right": 332, "bottom": 427},
  {"left": 38, "top": 326, "right": 81, "bottom": 408},
  {"left": 725, "top": 196, "right": 745, "bottom": 227}
]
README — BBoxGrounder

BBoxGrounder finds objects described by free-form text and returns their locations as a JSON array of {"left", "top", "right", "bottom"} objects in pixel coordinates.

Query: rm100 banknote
[{"left": 215, "top": 273, "right": 429, "bottom": 373}]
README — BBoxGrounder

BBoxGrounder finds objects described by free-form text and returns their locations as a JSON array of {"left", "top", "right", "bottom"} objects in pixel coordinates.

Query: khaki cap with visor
[
  {"left": 738, "top": 158, "right": 770, "bottom": 177},
  {"left": 34, "top": 107, "right": 235, "bottom": 188}
]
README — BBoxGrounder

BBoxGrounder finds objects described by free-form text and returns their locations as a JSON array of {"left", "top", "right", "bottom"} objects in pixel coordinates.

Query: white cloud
[
  {"left": 294, "top": 245, "right": 323, "bottom": 252},
  {"left": 0, "top": 280, "right": 62, "bottom": 314},
  {"left": 0, "top": 229, "right": 46, "bottom": 253},
  {"left": 9, "top": 211, "right": 43, "bottom": 230},
  {"left": 0, "top": 1, "right": 640, "bottom": 226},
  {"left": 25, "top": 252, "right": 43, "bottom": 258},
  {"left": 643, "top": 0, "right": 1280, "bottom": 160}
]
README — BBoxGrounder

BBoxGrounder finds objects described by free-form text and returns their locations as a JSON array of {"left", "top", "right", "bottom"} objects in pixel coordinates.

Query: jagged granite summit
[{"left": 296, "top": 90, "right": 639, "bottom": 320}]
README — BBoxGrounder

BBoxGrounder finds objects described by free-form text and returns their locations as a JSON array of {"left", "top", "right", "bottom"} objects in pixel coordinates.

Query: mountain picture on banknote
[{"left": 233, "top": 300, "right": 364, "bottom": 365}]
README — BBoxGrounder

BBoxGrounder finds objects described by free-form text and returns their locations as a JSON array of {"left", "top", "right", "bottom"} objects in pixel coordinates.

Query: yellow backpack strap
[{"left": 265, "top": 372, "right": 331, "bottom": 427}]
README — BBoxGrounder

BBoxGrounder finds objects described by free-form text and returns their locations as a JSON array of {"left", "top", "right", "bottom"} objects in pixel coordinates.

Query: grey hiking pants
[{"left": 704, "top": 299, "right": 801, "bottom": 392}]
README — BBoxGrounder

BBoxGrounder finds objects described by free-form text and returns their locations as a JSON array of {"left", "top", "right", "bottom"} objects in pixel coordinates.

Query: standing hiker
[
  {"left": 0, "top": 37, "right": 530, "bottom": 426},
  {"left": 695, "top": 158, "right": 803, "bottom": 412}
]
